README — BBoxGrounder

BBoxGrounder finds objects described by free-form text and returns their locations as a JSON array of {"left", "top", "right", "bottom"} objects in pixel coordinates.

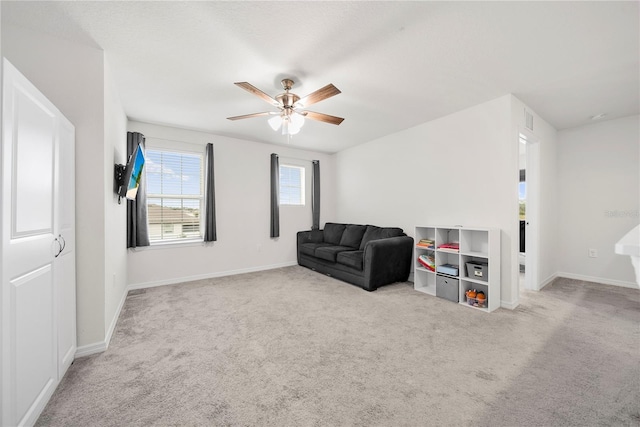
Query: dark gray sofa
[{"left": 297, "top": 223, "right": 414, "bottom": 291}]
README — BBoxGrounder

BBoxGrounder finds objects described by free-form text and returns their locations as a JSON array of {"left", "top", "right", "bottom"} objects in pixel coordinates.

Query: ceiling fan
[{"left": 227, "top": 79, "right": 344, "bottom": 135}]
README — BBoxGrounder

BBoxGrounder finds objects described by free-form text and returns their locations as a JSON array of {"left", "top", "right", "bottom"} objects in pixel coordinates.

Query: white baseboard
[
  {"left": 105, "top": 286, "right": 128, "bottom": 346},
  {"left": 539, "top": 273, "right": 557, "bottom": 290},
  {"left": 500, "top": 299, "right": 519, "bottom": 310},
  {"left": 500, "top": 271, "right": 636, "bottom": 309},
  {"left": 556, "top": 272, "right": 638, "bottom": 289},
  {"left": 127, "top": 261, "right": 298, "bottom": 291},
  {"left": 75, "top": 341, "right": 107, "bottom": 358},
  {"left": 75, "top": 284, "right": 130, "bottom": 358}
]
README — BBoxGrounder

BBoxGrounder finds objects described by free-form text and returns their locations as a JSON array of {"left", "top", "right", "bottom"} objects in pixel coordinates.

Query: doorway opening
[
  {"left": 519, "top": 134, "right": 527, "bottom": 290},
  {"left": 518, "top": 131, "right": 540, "bottom": 293}
]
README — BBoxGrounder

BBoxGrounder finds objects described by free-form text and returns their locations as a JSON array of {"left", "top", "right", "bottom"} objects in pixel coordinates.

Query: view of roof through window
[{"left": 146, "top": 149, "right": 203, "bottom": 241}]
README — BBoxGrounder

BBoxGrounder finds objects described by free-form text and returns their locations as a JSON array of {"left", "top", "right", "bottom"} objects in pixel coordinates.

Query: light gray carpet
[{"left": 37, "top": 267, "right": 639, "bottom": 426}]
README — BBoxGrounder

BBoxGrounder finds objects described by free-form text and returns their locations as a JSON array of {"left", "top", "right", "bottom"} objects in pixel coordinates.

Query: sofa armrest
[
  {"left": 363, "top": 236, "right": 414, "bottom": 291},
  {"left": 297, "top": 230, "right": 324, "bottom": 263}
]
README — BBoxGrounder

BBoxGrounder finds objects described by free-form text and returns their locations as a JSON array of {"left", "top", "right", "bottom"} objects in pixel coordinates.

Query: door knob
[{"left": 54, "top": 237, "right": 62, "bottom": 258}]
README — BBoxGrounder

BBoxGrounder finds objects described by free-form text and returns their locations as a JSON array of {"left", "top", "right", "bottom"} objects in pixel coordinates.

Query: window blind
[
  {"left": 146, "top": 149, "right": 204, "bottom": 242},
  {"left": 280, "top": 165, "right": 305, "bottom": 205}
]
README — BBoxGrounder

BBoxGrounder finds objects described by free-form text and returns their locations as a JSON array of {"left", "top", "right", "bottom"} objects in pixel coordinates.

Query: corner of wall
[{"left": 103, "top": 55, "right": 129, "bottom": 342}]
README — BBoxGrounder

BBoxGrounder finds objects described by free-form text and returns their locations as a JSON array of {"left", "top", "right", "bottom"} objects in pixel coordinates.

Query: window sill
[{"left": 130, "top": 239, "right": 208, "bottom": 251}]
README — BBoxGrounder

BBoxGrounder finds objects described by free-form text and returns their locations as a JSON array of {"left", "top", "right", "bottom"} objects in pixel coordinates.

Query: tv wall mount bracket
[{"left": 114, "top": 163, "right": 126, "bottom": 204}]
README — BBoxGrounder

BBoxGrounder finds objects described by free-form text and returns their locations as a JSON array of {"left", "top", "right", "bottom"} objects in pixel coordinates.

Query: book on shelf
[
  {"left": 437, "top": 242, "right": 459, "bottom": 252},
  {"left": 417, "top": 254, "right": 435, "bottom": 271},
  {"left": 436, "top": 263, "right": 459, "bottom": 276},
  {"left": 416, "top": 238, "right": 435, "bottom": 249}
]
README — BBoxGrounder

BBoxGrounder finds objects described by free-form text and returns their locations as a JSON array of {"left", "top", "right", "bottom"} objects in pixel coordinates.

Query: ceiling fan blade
[
  {"left": 302, "top": 111, "right": 345, "bottom": 125},
  {"left": 296, "top": 84, "right": 341, "bottom": 107},
  {"left": 227, "top": 112, "right": 274, "bottom": 121},
  {"left": 234, "top": 82, "right": 281, "bottom": 107}
]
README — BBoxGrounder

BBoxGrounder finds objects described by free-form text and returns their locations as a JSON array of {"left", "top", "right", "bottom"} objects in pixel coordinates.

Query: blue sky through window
[{"left": 146, "top": 150, "right": 201, "bottom": 196}]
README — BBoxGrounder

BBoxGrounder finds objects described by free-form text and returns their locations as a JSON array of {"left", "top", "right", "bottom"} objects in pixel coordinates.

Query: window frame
[
  {"left": 145, "top": 139, "right": 206, "bottom": 245},
  {"left": 279, "top": 163, "right": 306, "bottom": 207}
]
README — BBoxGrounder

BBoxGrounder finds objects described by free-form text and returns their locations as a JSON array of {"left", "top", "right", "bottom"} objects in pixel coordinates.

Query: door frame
[{"left": 519, "top": 128, "right": 541, "bottom": 292}]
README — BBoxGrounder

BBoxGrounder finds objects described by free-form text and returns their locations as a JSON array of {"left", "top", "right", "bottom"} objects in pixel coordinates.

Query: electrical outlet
[
  {"left": 256, "top": 244, "right": 262, "bottom": 253},
  {"left": 588, "top": 248, "right": 598, "bottom": 258}
]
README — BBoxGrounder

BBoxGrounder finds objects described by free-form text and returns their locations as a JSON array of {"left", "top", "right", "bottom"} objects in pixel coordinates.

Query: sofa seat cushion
[
  {"left": 323, "top": 223, "right": 347, "bottom": 245},
  {"left": 300, "top": 242, "right": 333, "bottom": 257},
  {"left": 336, "top": 250, "right": 364, "bottom": 270},
  {"left": 315, "top": 245, "right": 352, "bottom": 262},
  {"left": 339, "top": 224, "right": 367, "bottom": 249},
  {"left": 359, "top": 225, "right": 405, "bottom": 250}
]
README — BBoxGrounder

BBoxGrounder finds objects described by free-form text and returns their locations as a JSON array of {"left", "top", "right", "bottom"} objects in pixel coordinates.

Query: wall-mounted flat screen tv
[{"left": 118, "top": 144, "right": 145, "bottom": 200}]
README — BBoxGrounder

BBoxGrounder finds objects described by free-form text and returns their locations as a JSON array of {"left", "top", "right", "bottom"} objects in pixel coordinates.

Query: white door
[{"left": 1, "top": 59, "right": 76, "bottom": 427}]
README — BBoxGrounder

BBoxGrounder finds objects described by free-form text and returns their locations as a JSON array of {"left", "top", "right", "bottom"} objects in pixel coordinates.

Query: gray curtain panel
[
  {"left": 312, "top": 160, "right": 320, "bottom": 230},
  {"left": 126, "top": 131, "right": 150, "bottom": 248},
  {"left": 204, "top": 143, "right": 217, "bottom": 242},
  {"left": 270, "top": 153, "right": 280, "bottom": 238}
]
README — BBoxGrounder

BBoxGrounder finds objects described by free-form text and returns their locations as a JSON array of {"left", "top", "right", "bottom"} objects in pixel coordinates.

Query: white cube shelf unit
[{"left": 414, "top": 226, "right": 501, "bottom": 312}]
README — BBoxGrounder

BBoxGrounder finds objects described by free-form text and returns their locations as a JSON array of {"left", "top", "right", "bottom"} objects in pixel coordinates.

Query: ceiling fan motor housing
[
  {"left": 277, "top": 79, "right": 300, "bottom": 111},
  {"left": 276, "top": 92, "right": 300, "bottom": 109}
]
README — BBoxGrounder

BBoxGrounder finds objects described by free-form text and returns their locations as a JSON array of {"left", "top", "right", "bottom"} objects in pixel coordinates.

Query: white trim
[
  {"left": 104, "top": 287, "right": 128, "bottom": 350},
  {"left": 132, "top": 239, "right": 205, "bottom": 251},
  {"left": 75, "top": 286, "right": 128, "bottom": 359},
  {"left": 555, "top": 272, "right": 638, "bottom": 289},
  {"left": 520, "top": 130, "right": 541, "bottom": 292},
  {"left": 75, "top": 341, "right": 107, "bottom": 358},
  {"left": 20, "top": 380, "right": 57, "bottom": 427},
  {"left": 539, "top": 273, "right": 557, "bottom": 290},
  {"left": 279, "top": 164, "right": 306, "bottom": 207},
  {"left": 127, "top": 261, "right": 298, "bottom": 291},
  {"left": 500, "top": 299, "right": 519, "bottom": 310}
]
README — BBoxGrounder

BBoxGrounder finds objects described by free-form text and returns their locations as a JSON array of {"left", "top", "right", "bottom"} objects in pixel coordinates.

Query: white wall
[
  {"left": 557, "top": 115, "right": 639, "bottom": 287},
  {"left": 103, "top": 58, "right": 128, "bottom": 340},
  {"left": 335, "top": 95, "right": 519, "bottom": 306},
  {"left": 2, "top": 23, "right": 109, "bottom": 347},
  {"left": 126, "top": 121, "right": 337, "bottom": 288}
]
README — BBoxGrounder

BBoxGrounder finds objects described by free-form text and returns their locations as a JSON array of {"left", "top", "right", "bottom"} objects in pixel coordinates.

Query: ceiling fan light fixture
[
  {"left": 268, "top": 115, "right": 282, "bottom": 131},
  {"left": 288, "top": 124, "right": 301, "bottom": 135},
  {"left": 229, "top": 78, "right": 343, "bottom": 139},
  {"left": 291, "top": 112, "right": 305, "bottom": 129}
]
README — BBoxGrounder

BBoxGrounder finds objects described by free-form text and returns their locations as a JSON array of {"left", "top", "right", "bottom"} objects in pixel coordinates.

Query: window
[
  {"left": 146, "top": 148, "right": 204, "bottom": 243},
  {"left": 279, "top": 164, "right": 305, "bottom": 206}
]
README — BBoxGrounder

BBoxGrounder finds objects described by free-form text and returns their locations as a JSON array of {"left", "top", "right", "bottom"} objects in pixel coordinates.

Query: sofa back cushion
[
  {"left": 339, "top": 224, "right": 367, "bottom": 248},
  {"left": 323, "top": 223, "right": 347, "bottom": 245},
  {"left": 359, "top": 225, "right": 404, "bottom": 250}
]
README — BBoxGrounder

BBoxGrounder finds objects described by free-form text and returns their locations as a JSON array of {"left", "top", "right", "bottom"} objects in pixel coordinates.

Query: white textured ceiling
[{"left": 3, "top": 1, "right": 639, "bottom": 153}]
